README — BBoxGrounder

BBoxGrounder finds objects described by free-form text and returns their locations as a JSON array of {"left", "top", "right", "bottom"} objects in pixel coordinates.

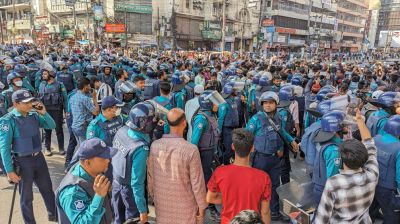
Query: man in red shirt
[{"left": 206, "top": 128, "right": 272, "bottom": 224}]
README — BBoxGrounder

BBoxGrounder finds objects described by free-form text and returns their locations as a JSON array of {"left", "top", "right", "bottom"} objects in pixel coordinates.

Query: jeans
[{"left": 65, "top": 114, "right": 77, "bottom": 165}]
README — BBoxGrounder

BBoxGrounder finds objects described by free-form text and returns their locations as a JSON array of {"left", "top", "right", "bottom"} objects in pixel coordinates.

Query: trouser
[
  {"left": 14, "top": 152, "right": 56, "bottom": 224},
  {"left": 44, "top": 109, "right": 64, "bottom": 151},
  {"left": 111, "top": 180, "right": 140, "bottom": 224},
  {"left": 222, "top": 127, "right": 235, "bottom": 165},
  {"left": 200, "top": 149, "right": 214, "bottom": 186},
  {"left": 280, "top": 147, "right": 291, "bottom": 185},
  {"left": 374, "top": 186, "right": 400, "bottom": 224},
  {"left": 313, "top": 183, "right": 325, "bottom": 206},
  {"left": 251, "top": 151, "right": 281, "bottom": 213},
  {"left": 67, "top": 128, "right": 87, "bottom": 170},
  {"left": 65, "top": 114, "right": 77, "bottom": 165}
]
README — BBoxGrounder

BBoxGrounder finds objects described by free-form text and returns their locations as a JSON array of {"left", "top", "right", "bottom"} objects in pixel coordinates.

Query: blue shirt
[
  {"left": 70, "top": 90, "right": 96, "bottom": 131},
  {"left": 217, "top": 102, "right": 229, "bottom": 131},
  {"left": 373, "top": 109, "right": 390, "bottom": 136},
  {"left": 128, "top": 129, "right": 150, "bottom": 214},
  {"left": 173, "top": 91, "right": 186, "bottom": 110},
  {"left": 0, "top": 109, "right": 56, "bottom": 173},
  {"left": 86, "top": 114, "right": 128, "bottom": 142},
  {"left": 58, "top": 163, "right": 106, "bottom": 224}
]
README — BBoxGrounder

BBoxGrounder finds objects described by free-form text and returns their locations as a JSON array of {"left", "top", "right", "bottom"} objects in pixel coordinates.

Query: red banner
[
  {"left": 105, "top": 23, "right": 125, "bottom": 33},
  {"left": 261, "top": 19, "right": 274, "bottom": 27}
]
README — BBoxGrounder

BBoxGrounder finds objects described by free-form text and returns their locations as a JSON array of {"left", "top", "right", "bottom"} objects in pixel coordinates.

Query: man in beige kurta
[{"left": 147, "top": 108, "right": 208, "bottom": 224}]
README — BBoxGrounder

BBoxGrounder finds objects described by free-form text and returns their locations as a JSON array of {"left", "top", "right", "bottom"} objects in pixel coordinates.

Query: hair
[
  {"left": 230, "top": 210, "right": 263, "bottom": 224},
  {"left": 133, "top": 75, "right": 145, "bottom": 83},
  {"left": 77, "top": 77, "right": 91, "bottom": 90},
  {"left": 167, "top": 112, "right": 186, "bottom": 127},
  {"left": 159, "top": 81, "right": 171, "bottom": 95},
  {"left": 115, "top": 68, "right": 125, "bottom": 79},
  {"left": 157, "top": 70, "right": 166, "bottom": 79},
  {"left": 232, "top": 128, "right": 254, "bottom": 158},
  {"left": 339, "top": 139, "right": 368, "bottom": 170}
]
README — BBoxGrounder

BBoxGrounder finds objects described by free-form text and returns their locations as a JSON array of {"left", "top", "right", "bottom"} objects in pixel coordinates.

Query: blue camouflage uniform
[{"left": 218, "top": 96, "right": 239, "bottom": 164}]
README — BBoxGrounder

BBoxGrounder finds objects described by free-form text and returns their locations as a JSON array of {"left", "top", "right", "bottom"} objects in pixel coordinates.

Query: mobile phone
[{"left": 32, "top": 102, "right": 43, "bottom": 110}]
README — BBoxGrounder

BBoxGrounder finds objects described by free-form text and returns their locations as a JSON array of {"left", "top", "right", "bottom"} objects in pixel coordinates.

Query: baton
[{"left": 8, "top": 183, "right": 18, "bottom": 224}]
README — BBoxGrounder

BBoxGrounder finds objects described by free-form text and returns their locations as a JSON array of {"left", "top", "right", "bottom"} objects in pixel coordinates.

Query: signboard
[
  {"left": 65, "top": 0, "right": 76, "bottom": 7},
  {"left": 201, "top": 30, "right": 222, "bottom": 41},
  {"left": 277, "top": 35, "right": 286, "bottom": 43},
  {"left": 266, "top": 26, "right": 275, "bottom": 33},
  {"left": 7, "top": 20, "right": 31, "bottom": 30},
  {"left": 276, "top": 27, "right": 296, "bottom": 34},
  {"left": 114, "top": 3, "right": 152, "bottom": 14},
  {"left": 105, "top": 23, "right": 125, "bottom": 33},
  {"left": 261, "top": 19, "right": 274, "bottom": 27},
  {"left": 93, "top": 5, "right": 104, "bottom": 21},
  {"left": 62, "top": 29, "right": 75, "bottom": 38}
]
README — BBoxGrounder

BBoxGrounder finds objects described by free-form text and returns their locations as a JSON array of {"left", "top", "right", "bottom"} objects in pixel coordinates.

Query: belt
[
  {"left": 255, "top": 151, "right": 276, "bottom": 157},
  {"left": 13, "top": 152, "right": 41, "bottom": 158}
]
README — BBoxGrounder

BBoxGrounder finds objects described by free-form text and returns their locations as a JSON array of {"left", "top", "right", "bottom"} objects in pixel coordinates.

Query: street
[{"left": 0, "top": 124, "right": 306, "bottom": 224}]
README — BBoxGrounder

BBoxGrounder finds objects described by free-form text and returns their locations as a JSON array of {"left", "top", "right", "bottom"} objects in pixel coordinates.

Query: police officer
[
  {"left": 277, "top": 85, "right": 297, "bottom": 184},
  {"left": 56, "top": 138, "right": 115, "bottom": 224},
  {"left": 112, "top": 101, "right": 167, "bottom": 224},
  {"left": 246, "top": 91, "right": 298, "bottom": 221},
  {"left": 0, "top": 89, "right": 57, "bottom": 223},
  {"left": 98, "top": 63, "right": 116, "bottom": 92},
  {"left": 117, "top": 81, "right": 143, "bottom": 115},
  {"left": 13, "top": 64, "right": 36, "bottom": 94},
  {"left": 372, "top": 115, "right": 400, "bottom": 223},
  {"left": 367, "top": 91, "right": 400, "bottom": 137},
  {"left": 254, "top": 74, "right": 271, "bottom": 112},
  {"left": 86, "top": 96, "right": 126, "bottom": 146},
  {"left": 312, "top": 110, "right": 350, "bottom": 205},
  {"left": 191, "top": 90, "right": 221, "bottom": 220},
  {"left": 2, "top": 72, "right": 24, "bottom": 108},
  {"left": 68, "top": 56, "right": 83, "bottom": 81},
  {"left": 170, "top": 68, "right": 188, "bottom": 110},
  {"left": 152, "top": 81, "right": 172, "bottom": 140},
  {"left": 56, "top": 62, "right": 76, "bottom": 94},
  {"left": 38, "top": 69, "right": 68, "bottom": 156},
  {"left": 219, "top": 82, "right": 240, "bottom": 164},
  {"left": 114, "top": 68, "right": 129, "bottom": 100},
  {"left": 143, "top": 63, "right": 160, "bottom": 100},
  {"left": 246, "top": 73, "right": 260, "bottom": 117}
]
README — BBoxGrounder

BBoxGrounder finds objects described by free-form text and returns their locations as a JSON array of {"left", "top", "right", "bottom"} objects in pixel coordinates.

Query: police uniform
[
  {"left": 0, "top": 97, "right": 57, "bottom": 223},
  {"left": 373, "top": 134, "right": 400, "bottom": 223},
  {"left": 143, "top": 78, "right": 160, "bottom": 100},
  {"left": 312, "top": 136, "right": 342, "bottom": 205},
  {"left": 246, "top": 111, "right": 283, "bottom": 215},
  {"left": 152, "top": 95, "right": 172, "bottom": 140},
  {"left": 56, "top": 139, "right": 115, "bottom": 224},
  {"left": 86, "top": 114, "right": 127, "bottom": 146},
  {"left": 65, "top": 90, "right": 78, "bottom": 168},
  {"left": 56, "top": 70, "right": 77, "bottom": 93},
  {"left": 191, "top": 110, "right": 219, "bottom": 184},
  {"left": 38, "top": 80, "right": 68, "bottom": 153},
  {"left": 366, "top": 108, "right": 390, "bottom": 137},
  {"left": 170, "top": 89, "right": 186, "bottom": 110},
  {"left": 112, "top": 126, "right": 150, "bottom": 223},
  {"left": 218, "top": 96, "right": 239, "bottom": 164},
  {"left": 98, "top": 73, "right": 116, "bottom": 92},
  {"left": 69, "top": 62, "right": 83, "bottom": 81}
]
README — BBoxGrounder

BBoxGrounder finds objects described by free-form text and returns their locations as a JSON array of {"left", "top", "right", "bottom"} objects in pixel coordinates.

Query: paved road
[{"left": 0, "top": 124, "right": 382, "bottom": 223}]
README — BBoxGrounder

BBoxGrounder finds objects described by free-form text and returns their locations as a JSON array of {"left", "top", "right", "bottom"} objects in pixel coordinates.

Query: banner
[{"left": 105, "top": 23, "right": 125, "bottom": 33}]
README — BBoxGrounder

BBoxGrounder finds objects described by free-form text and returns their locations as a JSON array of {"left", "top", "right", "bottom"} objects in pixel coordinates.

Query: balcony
[
  {"left": 311, "top": 0, "right": 337, "bottom": 12},
  {"left": 0, "top": 0, "right": 30, "bottom": 11},
  {"left": 342, "top": 31, "right": 363, "bottom": 38},
  {"left": 7, "top": 19, "right": 31, "bottom": 30},
  {"left": 337, "top": 6, "right": 367, "bottom": 18}
]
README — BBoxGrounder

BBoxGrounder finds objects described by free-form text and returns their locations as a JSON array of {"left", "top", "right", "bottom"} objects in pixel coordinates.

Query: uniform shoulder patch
[
  {"left": 0, "top": 123, "right": 9, "bottom": 132},
  {"left": 334, "top": 158, "right": 341, "bottom": 166},
  {"left": 142, "top": 145, "right": 149, "bottom": 151},
  {"left": 88, "top": 130, "right": 94, "bottom": 138},
  {"left": 197, "top": 123, "right": 204, "bottom": 129},
  {"left": 74, "top": 200, "right": 85, "bottom": 211}
]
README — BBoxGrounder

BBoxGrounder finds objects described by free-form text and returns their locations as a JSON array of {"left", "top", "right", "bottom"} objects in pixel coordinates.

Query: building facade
[{"left": 375, "top": 0, "right": 400, "bottom": 48}]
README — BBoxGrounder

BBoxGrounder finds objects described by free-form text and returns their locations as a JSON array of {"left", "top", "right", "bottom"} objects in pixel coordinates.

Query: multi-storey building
[{"left": 376, "top": 0, "right": 400, "bottom": 48}]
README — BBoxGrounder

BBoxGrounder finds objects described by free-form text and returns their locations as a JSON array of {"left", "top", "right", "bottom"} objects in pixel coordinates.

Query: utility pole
[
  {"left": 85, "top": 0, "right": 90, "bottom": 40},
  {"left": 172, "top": 0, "right": 177, "bottom": 52},
  {"left": 124, "top": 6, "right": 128, "bottom": 50},
  {"left": 12, "top": 0, "right": 16, "bottom": 44},
  {"left": 306, "top": 0, "right": 312, "bottom": 45},
  {"left": 157, "top": 7, "right": 160, "bottom": 51},
  {"left": 220, "top": 0, "right": 226, "bottom": 52},
  {"left": 0, "top": 12, "right": 4, "bottom": 44},
  {"left": 256, "top": 0, "right": 264, "bottom": 55},
  {"left": 72, "top": 3, "right": 77, "bottom": 40}
]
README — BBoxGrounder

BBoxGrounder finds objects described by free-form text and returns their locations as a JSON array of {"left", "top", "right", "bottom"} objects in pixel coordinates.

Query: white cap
[{"left": 194, "top": 85, "right": 204, "bottom": 94}]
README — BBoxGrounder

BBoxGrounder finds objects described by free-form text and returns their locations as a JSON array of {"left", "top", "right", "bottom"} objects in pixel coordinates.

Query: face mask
[
  {"left": 115, "top": 108, "right": 121, "bottom": 116},
  {"left": 14, "top": 80, "right": 23, "bottom": 87}
]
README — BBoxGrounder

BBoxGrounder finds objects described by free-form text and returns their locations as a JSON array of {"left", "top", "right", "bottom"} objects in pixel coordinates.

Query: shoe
[
  {"left": 59, "top": 150, "right": 66, "bottom": 155},
  {"left": 45, "top": 151, "right": 53, "bottom": 156},
  {"left": 48, "top": 215, "right": 57, "bottom": 222},
  {"left": 208, "top": 206, "right": 221, "bottom": 222},
  {"left": 271, "top": 212, "right": 281, "bottom": 221}
]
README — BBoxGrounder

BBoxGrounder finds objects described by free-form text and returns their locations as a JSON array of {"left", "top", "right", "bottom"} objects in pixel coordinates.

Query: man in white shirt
[{"left": 185, "top": 85, "right": 204, "bottom": 142}]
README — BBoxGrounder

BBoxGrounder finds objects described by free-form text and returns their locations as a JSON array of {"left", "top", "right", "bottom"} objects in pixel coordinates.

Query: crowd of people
[{"left": 0, "top": 43, "right": 399, "bottom": 224}]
